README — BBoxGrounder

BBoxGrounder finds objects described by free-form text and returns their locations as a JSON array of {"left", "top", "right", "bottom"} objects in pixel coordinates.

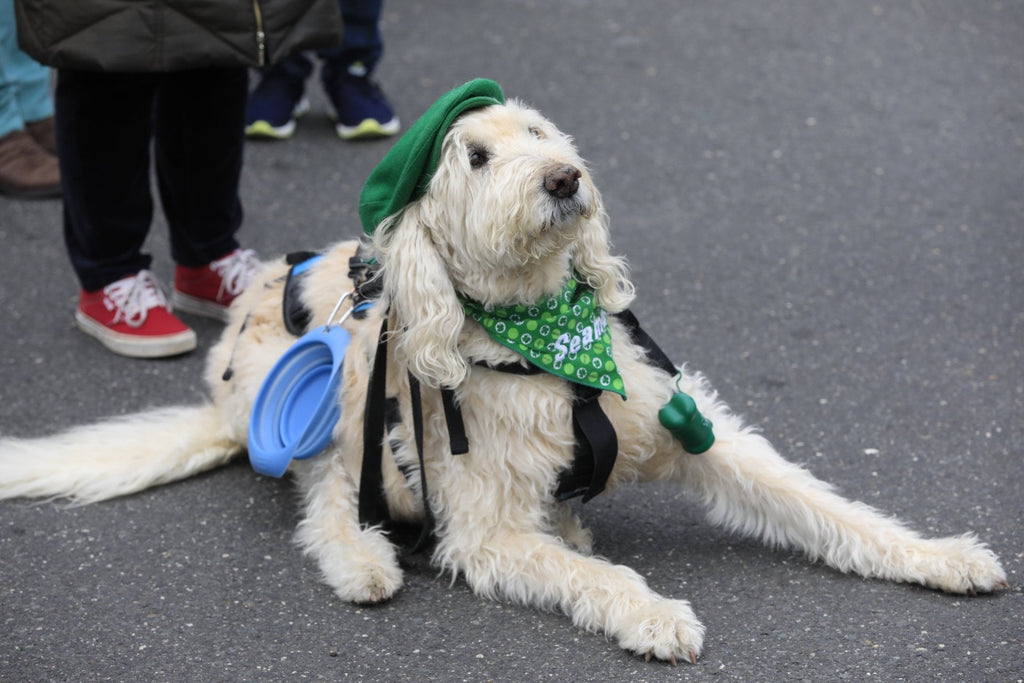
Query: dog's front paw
[
  {"left": 314, "top": 541, "right": 404, "bottom": 604},
  {"left": 298, "top": 525, "right": 404, "bottom": 605},
  {"left": 614, "top": 598, "right": 705, "bottom": 665},
  {"left": 328, "top": 559, "right": 404, "bottom": 605},
  {"left": 912, "top": 534, "right": 1008, "bottom": 595}
]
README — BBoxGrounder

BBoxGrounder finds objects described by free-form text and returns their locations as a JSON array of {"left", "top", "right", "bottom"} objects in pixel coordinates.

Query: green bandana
[{"left": 463, "top": 278, "right": 626, "bottom": 398}]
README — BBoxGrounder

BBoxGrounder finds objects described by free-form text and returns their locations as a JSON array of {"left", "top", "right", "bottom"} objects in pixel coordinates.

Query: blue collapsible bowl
[{"left": 248, "top": 326, "right": 351, "bottom": 477}]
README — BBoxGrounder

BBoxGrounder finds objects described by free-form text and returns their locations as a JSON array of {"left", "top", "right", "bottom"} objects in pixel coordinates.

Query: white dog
[{"left": 0, "top": 82, "right": 1007, "bottom": 665}]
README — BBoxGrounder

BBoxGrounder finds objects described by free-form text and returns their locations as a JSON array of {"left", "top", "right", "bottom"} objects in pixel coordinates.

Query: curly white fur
[
  {"left": 0, "top": 98, "right": 1006, "bottom": 665},
  {"left": 373, "top": 102, "right": 633, "bottom": 388}
]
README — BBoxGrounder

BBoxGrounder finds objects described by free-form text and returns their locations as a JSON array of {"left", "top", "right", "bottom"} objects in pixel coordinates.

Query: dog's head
[{"left": 373, "top": 100, "right": 634, "bottom": 388}]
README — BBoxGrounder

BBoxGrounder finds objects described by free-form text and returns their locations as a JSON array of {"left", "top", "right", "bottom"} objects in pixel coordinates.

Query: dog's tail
[{"left": 0, "top": 404, "right": 242, "bottom": 504}]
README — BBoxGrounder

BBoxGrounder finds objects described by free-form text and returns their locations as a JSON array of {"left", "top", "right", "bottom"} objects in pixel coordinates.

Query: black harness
[{"left": 279, "top": 252, "right": 679, "bottom": 552}]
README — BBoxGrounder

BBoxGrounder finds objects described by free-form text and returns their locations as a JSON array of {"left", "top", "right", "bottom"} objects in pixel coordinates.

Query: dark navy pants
[
  {"left": 260, "top": 0, "right": 384, "bottom": 87},
  {"left": 56, "top": 67, "right": 248, "bottom": 292}
]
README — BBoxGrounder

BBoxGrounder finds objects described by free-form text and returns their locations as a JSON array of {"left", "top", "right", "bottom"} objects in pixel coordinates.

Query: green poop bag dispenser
[{"left": 658, "top": 391, "right": 715, "bottom": 454}]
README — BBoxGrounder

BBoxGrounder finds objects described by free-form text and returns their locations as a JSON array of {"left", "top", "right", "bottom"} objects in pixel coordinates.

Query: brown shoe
[
  {"left": 0, "top": 129, "right": 61, "bottom": 198},
  {"left": 25, "top": 117, "right": 57, "bottom": 155}
]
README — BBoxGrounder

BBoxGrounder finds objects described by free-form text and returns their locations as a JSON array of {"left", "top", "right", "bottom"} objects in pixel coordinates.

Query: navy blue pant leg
[
  {"left": 261, "top": 0, "right": 384, "bottom": 86},
  {"left": 320, "top": 0, "right": 385, "bottom": 83}
]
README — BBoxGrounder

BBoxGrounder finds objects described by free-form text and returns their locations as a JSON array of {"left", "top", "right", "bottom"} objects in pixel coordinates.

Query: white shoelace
[
  {"left": 209, "top": 248, "right": 261, "bottom": 299},
  {"left": 102, "top": 270, "right": 169, "bottom": 328}
]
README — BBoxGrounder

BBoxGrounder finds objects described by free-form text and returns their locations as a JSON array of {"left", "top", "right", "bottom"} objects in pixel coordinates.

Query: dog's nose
[{"left": 544, "top": 165, "right": 582, "bottom": 199}]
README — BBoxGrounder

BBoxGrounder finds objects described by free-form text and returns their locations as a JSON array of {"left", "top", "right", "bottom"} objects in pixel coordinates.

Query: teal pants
[{"left": 0, "top": 0, "right": 53, "bottom": 138}]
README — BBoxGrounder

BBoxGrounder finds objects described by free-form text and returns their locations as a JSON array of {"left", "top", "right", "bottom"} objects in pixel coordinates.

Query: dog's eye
[
  {"left": 468, "top": 146, "right": 490, "bottom": 169},
  {"left": 528, "top": 126, "right": 546, "bottom": 139}
]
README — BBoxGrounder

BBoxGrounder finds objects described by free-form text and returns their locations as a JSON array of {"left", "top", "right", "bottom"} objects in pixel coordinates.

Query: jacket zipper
[{"left": 252, "top": 0, "right": 266, "bottom": 66}]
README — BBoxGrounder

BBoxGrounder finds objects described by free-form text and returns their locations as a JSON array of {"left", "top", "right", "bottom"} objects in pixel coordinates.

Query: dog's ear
[
  {"left": 572, "top": 187, "right": 636, "bottom": 313},
  {"left": 374, "top": 204, "right": 470, "bottom": 389}
]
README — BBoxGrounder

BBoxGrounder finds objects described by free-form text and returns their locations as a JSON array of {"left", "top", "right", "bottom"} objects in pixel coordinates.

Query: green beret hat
[{"left": 358, "top": 78, "right": 505, "bottom": 235}]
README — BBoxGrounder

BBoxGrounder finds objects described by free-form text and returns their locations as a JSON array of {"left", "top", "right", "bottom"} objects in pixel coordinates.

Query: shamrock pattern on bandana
[{"left": 462, "top": 278, "right": 626, "bottom": 398}]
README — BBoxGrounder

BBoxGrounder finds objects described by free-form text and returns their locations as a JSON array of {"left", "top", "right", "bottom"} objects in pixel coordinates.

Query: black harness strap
[
  {"left": 282, "top": 251, "right": 324, "bottom": 336},
  {"left": 359, "top": 318, "right": 392, "bottom": 528},
  {"left": 357, "top": 315, "right": 447, "bottom": 553},
  {"left": 615, "top": 309, "right": 678, "bottom": 376},
  {"left": 468, "top": 362, "right": 617, "bottom": 502},
  {"left": 406, "top": 371, "right": 437, "bottom": 554},
  {"left": 478, "top": 361, "right": 544, "bottom": 375},
  {"left": 566, "top": 384, "right": 619, "bottom": 502},
  {"left": 440, "top": 388, "right": 469, "bottom": 455}
]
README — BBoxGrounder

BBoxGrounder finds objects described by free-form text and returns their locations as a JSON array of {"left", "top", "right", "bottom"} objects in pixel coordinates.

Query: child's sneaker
[
  {"left": 325, "top": 63, "right": 400, "bottom": 141},
  {"left": 76, "top": 271, "right": 197, "bottom": 358},
  {"left": 245, "top": 74, "right": 310, "bottom": 139},
  {"left": 172, "top": 248, "right": 262, "bottom": 322}
]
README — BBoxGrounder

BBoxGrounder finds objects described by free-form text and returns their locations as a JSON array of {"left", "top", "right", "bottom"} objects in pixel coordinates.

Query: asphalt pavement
[{"left": 1, "top": 1, "right": 1022, "bottom": 681}]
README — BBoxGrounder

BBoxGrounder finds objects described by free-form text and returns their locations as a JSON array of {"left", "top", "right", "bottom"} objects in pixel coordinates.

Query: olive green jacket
[{"left": 15, "top": 0, "right": 343, "bottom": 71}]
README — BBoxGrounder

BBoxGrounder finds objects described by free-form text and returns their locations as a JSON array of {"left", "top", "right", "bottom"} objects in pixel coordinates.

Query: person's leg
[
  {"left": 263, "top": 52, "right": 317, "bottom": 83},
  {"left": 157, "top": 66, "right": 259, "bottom": 321},
  {"left": 318, "top": 0, "right": 397, "bottom": 140},
  {"left": 318, "top": 0, "right": 384, "bottom": 81},
  {"left": 58, "top": 69, "right": 197, "bottom": 357},
  {"left": 244, "top": 53, "right": 315, "bottom": 138},
  {"left": 0, "top": 0, "right": 23, "bottom": 138},
  {"left": 10, "top": 40, "right": 57, "bottom": 153},
  {"left": 0, "top": 77, "right": 22, "bottom": 140},
  {"left": 56, "top": 69, "right": 157, "bottom": 290},
  {"left": 0, "top": 0, "right": 59, "bottom": 196},
  {"left": 4, "top": 24, "right": 53, "bottom": 127},
  {"left": 154, "top": 67, "right": 247, "bottom": 268}
]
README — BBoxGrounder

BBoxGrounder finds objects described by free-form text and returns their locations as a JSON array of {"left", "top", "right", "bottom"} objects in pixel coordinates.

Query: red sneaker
[
  {"left": 172, "top": 248, "right": 261, "bottom": 322},
  {"left": 76, "top": 271, "right": 197, "bottom": 358}
]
